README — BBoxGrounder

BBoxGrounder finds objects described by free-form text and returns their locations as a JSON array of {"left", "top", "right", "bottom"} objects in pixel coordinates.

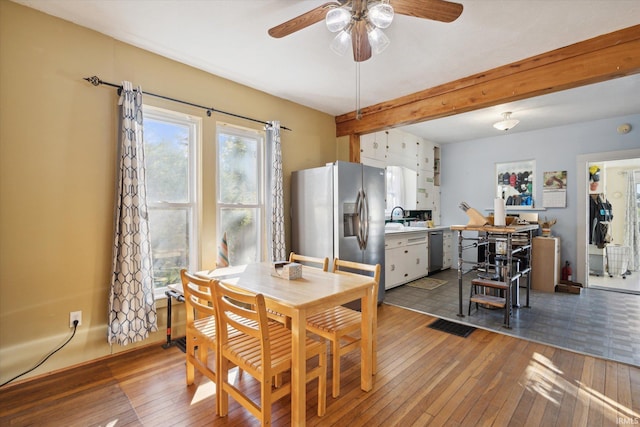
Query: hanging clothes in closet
[{"left": 589, "top": 193, "right": 613, "bottom": 248}]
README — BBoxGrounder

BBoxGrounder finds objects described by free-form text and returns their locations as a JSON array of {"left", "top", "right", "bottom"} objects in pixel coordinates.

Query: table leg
[
  {"left": 360, "top": 286, "right": 374, "bottom": 391},
  {"left": 525, "top": 230, "right": 532, "bottom": 308},
  {"left": 506, "top": 234, "right": 513, "bottom": 329},
  {"left": 290, "top": 309, "right": 306, "bottom": 426},
  {"left": 457, "top": 230, "right": 464, "bottom": 318}
]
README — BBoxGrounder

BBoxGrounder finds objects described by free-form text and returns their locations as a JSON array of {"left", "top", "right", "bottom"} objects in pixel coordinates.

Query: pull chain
[{"left": 356, "top": 62, "right": 362, "bottom": 120}]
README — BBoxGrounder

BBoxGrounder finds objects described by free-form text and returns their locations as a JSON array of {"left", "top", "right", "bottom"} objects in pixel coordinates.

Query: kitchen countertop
[
  {"left": 384, "top": 224, "right": 451, "bottom": 235},
  {"left": 449, "top": 224, "right": 538, "bottom": 233}
]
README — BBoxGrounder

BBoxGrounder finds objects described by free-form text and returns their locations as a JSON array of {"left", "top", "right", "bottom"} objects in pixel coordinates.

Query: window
[
  {"left": 143, "top": 106, "right": 200, "bottom": 292},
  {"left": 216, "top": 124, "right": 265, "bottom": 265}
]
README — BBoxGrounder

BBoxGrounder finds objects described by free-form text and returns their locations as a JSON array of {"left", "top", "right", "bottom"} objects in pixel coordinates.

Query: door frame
[{"left": 577, "top": 148, "right": 640, "bottom": 286}]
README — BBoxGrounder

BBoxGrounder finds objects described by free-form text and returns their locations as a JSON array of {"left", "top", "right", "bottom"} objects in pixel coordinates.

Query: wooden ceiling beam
[{"left": 335, "top": 24, "right": 640, "bottom": 138}]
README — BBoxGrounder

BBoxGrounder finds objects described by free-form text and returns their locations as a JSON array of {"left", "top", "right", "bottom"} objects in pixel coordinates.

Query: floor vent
[{"left": 428, "top": 318, "right": 476, "bottom": 338}]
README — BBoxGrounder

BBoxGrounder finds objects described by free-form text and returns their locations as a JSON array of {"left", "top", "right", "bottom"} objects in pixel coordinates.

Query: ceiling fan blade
[
  {"left": 391, "top": 0, "right": 463, "bottom": 23},
  {"left": 268, "top": 2, "right": 342, "bottom": 38},
  {"left": 352, "top": 19, "right": 372, "bottom": 62}
]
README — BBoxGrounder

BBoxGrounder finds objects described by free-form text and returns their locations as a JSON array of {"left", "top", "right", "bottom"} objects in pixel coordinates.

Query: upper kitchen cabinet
[
  {"left": 386, "top": 131, "right": 418, "bottom": 169},
  {"left": 433, "top": 146, "right": 441, "bottom": 187},
  {"left": 416, "top": 169, "right": 436, "bottom": 211},
  {"left": 361, "top": 128, "right": 442, "bottom": 223},
  {"left": 417, "top": 139, "right": 435, "bottom": 172},
  {"left": 360, "top": 131, "right": 387, "bottom": 168},
  {"left": 416, "top": 138, "right": 437, "bottom": 213}
]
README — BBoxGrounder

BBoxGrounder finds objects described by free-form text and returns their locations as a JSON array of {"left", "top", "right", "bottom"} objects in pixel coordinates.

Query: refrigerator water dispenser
[{"left": 343, "top": 202, "right": 359, "bottom": 237}]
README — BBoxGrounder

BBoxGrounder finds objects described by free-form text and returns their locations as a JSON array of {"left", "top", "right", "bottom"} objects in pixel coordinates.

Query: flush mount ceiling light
[{"left": 493, "top": 112, "right": 520, "bottom": 131}]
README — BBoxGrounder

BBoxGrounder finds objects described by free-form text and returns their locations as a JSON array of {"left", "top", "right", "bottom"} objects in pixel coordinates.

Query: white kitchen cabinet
[
  {"left": 443, "top": 230, "right": 454, "bottom": 269},
  {"left": 431, "top": 190, "right": 441, "bottom": 225},
  {"left": 416, "top": 169, "right": 435, "bottom": 211},
  {"left": 361, "top": 128, "right": 442, "bottom": 224},
  {"left": 433, "top": 145, "right": 441, "bottom": 186},
  {"left": 385, "top": 243, "right": 407, "bottom": 290},
  {"left": 361, "top": 156, "right": 387, "bottom": 169},
  {"left": 360, "top": 131, "right": 387, "bottom": 163},
  {"left": 386, "top": 130, "right": 417, "bottom": 169},
  {"left": 385, "top": 232, "right": 428, "bottom": 289},
  {"left": 418, "top": 139, "right": 435, "bottom": 172}
]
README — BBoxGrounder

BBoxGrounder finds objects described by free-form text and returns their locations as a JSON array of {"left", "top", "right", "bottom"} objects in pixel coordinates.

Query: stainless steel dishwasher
[{"left": 428, "top": 230, "right": 443, "bottom": 273}]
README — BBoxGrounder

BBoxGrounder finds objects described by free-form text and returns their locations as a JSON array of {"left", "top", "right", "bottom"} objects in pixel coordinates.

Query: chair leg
[
  {"left": 318, "top": 346, "right": 327, "bottom": 416},
  {"left": 186, "top": 338, "right": 196, "bottom": 385},
  {"left": 372, "top": 324, "right": 378, "bottom": 376},
  {"left": 218, "top": 357, "right": 229, "bottom": 417},
  {"left": 331, "top": 338, "right": 341, "bottom": 398},
  {"left": 261, "top": 376, "right": 271, "bottom": 426}
]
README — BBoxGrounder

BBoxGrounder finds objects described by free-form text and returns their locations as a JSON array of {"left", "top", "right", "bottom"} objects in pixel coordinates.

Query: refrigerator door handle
[
  {"left": 360, "top": 189, "right": 369, "bottom": 250},
  {"left": 355, "top": 189, "right": 364, "bottom": 250}
]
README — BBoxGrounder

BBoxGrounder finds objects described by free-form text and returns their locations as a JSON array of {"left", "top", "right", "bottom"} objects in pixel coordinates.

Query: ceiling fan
[{"left": 268, "top": 0, "right": 463, "bottom": 62}]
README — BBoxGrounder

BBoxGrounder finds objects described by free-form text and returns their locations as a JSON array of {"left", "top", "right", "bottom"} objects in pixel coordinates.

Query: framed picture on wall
[{"left": 495, "top": 159, "right": 536, "bottom": 208}]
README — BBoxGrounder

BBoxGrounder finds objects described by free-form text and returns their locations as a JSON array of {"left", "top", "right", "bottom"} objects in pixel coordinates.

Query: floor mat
[
  {"left": 406, "top": 277, "right": 448, "bottom": 290},
  {"left": 428, "top": 318, "right": 476, "bottom": 338},
  {"left": 0, "top": 382, "right": 139, "bottom": 426}
]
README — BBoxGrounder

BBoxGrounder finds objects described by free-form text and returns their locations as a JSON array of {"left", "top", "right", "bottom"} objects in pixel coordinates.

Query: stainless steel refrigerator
[{"left": 291, "top": 161, "right": 385, "bottom": 304}]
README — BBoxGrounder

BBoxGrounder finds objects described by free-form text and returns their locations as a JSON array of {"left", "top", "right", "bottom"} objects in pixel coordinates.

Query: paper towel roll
[{"left": 494, "top": 198, "right": 506, "bottom": 226}]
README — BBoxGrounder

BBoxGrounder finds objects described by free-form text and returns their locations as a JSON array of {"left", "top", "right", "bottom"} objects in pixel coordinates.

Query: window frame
[
  {"left": 215, "top": 122, "right": 266, "bottom": 264},
  {"left": 143, "top": 104, "right": 202, "bottom": 299}
]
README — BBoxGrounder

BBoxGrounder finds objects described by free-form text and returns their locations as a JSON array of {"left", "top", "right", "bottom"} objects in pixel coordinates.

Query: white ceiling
[{"left": 13, "top": 0, "right": 640, "bottom": 143}]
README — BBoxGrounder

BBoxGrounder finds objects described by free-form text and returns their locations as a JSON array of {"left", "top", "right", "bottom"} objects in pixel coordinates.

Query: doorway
[{"left": 578, "top": 152, "right": 640, "bottom": 294}]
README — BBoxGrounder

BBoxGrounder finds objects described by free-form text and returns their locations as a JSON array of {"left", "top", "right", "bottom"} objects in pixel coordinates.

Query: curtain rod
[{"left": 83, "top": 76, "right": 291, "bottom": 131}]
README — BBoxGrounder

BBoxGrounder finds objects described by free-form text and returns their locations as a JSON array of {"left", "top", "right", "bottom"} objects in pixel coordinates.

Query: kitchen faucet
[{"left": 390, "top": 206, "right": 405, "bottom": 222}]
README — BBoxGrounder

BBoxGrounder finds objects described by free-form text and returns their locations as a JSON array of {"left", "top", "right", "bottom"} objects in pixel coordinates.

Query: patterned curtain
[
  {"left": 624, "top": 171, "right": 640, "bottom": 272},
  {"left": 108, "top": 81, "right": 158, "bottom": 345},
  {"left": 266, "top": 121, "right": 286, "bottom": 261}
]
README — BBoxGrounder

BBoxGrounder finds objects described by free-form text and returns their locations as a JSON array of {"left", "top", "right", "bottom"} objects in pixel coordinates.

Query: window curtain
[
  {"left": 266, "top": 121, "right": 286, "bottom": 261},
  {"left": 108, "top": 81, "right": 158, "bottom": 345},
  {"left": 624, "top": 171, "right": 640, "bottom": 272}
]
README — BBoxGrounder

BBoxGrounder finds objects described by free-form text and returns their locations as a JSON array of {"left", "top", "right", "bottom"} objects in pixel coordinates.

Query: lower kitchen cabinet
[{"left": 385, "top": 232, "right": 428, "bottom": 290}]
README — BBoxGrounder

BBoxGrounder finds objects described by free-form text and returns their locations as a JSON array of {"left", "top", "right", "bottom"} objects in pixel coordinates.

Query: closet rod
[{"left": 83, "top": 76, "right": 291, "bottom": 131}]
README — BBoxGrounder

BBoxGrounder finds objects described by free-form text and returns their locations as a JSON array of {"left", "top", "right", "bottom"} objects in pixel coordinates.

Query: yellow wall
[{"left": 0, "top": 1, "right": 337, "bottom": 383}]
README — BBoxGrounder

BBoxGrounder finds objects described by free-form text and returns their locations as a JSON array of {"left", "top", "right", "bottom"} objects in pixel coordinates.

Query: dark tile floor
[{"left": 384, "top": 268, "right": 640, "bottom": 367}]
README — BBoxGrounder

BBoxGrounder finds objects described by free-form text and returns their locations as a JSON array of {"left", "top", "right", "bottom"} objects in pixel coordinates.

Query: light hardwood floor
[{"left": 1, "top": 304, "right": 639, "bottom": 426}]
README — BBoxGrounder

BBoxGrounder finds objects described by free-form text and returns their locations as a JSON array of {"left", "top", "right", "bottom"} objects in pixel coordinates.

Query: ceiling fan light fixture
[
  {"left": 325, "top": 7, "right": 351, "bottom": 33},
  {"left": 367, "top": 26, "right": 390, "bottom": 55},
  {"left": 493, "top": 112, "right": 520, "bottom": 131},
  {"left": 330, "top": 29, "right": 352, "bottom": 56},
  {"left": 368, "top": 1, "right": 394, "bottom": 29}
]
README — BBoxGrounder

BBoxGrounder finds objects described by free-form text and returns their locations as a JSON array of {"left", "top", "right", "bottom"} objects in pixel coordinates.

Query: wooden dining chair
[
  {"left": 305, "top": 258, "right": 381, "bottom": 398},
  {"left": 180, "top": 269, "right": 220, "bottom": 391},
  {"left": 214, "top": 281, "right": 327, "bottom": 425},
  {"left": 289, "top": 252, "right": 329, "bottom": 271}
]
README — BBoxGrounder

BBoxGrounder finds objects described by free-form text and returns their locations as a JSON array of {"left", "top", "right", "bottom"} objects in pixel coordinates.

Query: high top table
[
  {"left": 450, "top": 224, "right": 538, "bottom": 328},
  {"left": 208, "top": 262, "right": 377, "bottom": 426}
]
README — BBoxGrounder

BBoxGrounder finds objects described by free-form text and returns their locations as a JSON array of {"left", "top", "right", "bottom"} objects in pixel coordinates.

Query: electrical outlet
[{"left": 70, "top": 311, "right": 82, "bottom": 328}]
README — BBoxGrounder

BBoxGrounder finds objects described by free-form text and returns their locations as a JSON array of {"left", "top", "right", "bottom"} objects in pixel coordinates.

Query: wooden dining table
[{"left": 206, "top": 262, "right": 377, "bottom": 426}]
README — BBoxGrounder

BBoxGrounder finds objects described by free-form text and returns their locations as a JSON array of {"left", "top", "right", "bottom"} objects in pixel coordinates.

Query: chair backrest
[
  {"left": 289, "top": 252, "right": 329, "bottom": 271},
  {"left": 214, "top": 281, "right": 271, "bottom": 365},
  {"left": 332, "top": 258, "right": 381, "bottom": 299},
  {"left": 180, "top": 269, "right": 217, "bottom": 324}
]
